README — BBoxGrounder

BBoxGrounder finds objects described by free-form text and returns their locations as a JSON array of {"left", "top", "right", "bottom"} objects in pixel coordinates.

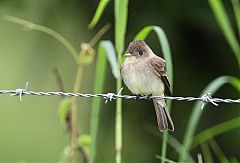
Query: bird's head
[{"left": 124, "top": 40, "right": 153, "bottom": 58}]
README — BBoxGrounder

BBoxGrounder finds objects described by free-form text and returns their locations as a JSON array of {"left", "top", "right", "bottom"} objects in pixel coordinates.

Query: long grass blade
[
  {"left": 114, "top": 0, "right": 128, "bottom": 58},
  {"left": 152, "top": 26, "right": 173, "bottom": 87},
  {"left": 231, "top": 0, "right": 240, "bottom": 38},
  {"left": 88, "top": 0, "right": 110, "bottom": 29},
  {"left": 192, "top": 116, "right": 240, "bottom": 148},
  {"left": 134, "top": 26, "right": 152, "bottom": 40},
  {"left": 89, "top": 41, "right": 109, "bottom": 163},
  {"left": 134, "top": 25, "right": 173, "bottom": 163},
  {"left": 145, "top": 124, "right": 194, "bottom": 162},
  {"left": 200, "top": 142, "right": 214, "bottom": 163},
  {"left": 230, "top": 157, "right": 239, "bottom": 163},
  {"left": 179, "top": 76, "right": 232, "bottom": 162},
  {"left": 100, "top": 41, "right": 119, "bottom": 79},
  {"left": 114, "top": 0, "right": 128, "bottom": 163},
  {"left": 155, "top": 155, "right": 176, "bottom": 163},
  {"left": 209, "top": 139, "right": 230, "bottom": 163},
  {"left": 231, "top": 77, "right": 240, "bottom": 92},
  {"left": 208, "top": 0, "right": 240, "bottom": 65}
]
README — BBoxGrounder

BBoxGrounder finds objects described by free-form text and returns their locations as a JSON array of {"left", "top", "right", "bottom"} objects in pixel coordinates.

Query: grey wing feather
[{"left": 148, "top": 57, "right": 172, "bottom": 96}]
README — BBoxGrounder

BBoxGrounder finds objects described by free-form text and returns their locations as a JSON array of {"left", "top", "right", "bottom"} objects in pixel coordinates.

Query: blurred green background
[{"left": 0, "top": 0, "right": 239, "bottom": 162}]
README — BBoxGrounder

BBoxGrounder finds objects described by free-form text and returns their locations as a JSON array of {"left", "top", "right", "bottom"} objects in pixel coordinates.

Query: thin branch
[
  {"left": 4, "top": 15, "right": 79, "bottom": 63},
  {"left": 89, "top": 23, "right": 111, "bottom": 47}
]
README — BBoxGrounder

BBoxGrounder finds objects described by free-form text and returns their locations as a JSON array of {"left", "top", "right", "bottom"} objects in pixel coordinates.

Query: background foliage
[{"left": 0, "top": 0, "right": 239, "bottom": 162}]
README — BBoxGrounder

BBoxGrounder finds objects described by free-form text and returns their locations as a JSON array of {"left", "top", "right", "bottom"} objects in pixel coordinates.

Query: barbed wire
[{"left": 0, "top": 82, "right": 239, "bottom": 109}]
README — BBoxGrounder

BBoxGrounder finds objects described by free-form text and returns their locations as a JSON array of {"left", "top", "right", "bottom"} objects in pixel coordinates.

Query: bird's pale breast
[{"left": 121, "top": 60, "right": 164, "bottom": 96}]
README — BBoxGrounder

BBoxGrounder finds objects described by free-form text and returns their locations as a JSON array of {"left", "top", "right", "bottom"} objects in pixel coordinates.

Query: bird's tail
[{"left": 153, "top": 100, "right": 174, "bottom": 132}]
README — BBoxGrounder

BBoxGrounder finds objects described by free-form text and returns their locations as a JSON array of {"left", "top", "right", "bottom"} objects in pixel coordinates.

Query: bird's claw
[
  {"left": 134, "top": 94, "right": 142, "bottom": 99},
  {"left": 134, "top": 94, "right": 152, "bottom": 101},
  {"left": 146, "top": 94, "right": 153, "bottom": 101}
]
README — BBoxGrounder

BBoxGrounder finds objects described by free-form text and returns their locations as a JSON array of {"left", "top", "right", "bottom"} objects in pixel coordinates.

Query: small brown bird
[{"left": 121, "top": 40, "right": 174, "bottom": 132}]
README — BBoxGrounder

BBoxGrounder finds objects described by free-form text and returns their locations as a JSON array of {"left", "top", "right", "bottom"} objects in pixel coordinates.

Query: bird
[{"left": 121, "top": 40, "right": 174, "bottom": 132}]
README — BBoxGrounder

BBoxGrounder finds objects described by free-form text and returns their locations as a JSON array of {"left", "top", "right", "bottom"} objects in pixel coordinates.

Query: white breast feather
[{"left": 121, "top": 60, "right": 164, "bottom": 96}]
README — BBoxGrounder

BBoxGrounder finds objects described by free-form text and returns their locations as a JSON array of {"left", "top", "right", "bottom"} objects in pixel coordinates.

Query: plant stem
[
  {"left": 161, "top": 101, "right": 172, "bottom": 163},
  {"left": 71, "top": 64, "right": 84, "bottom": 163},
  {"left": 89, "top": 43, "right": 108, "bottom": 163},
  {"left": 161, "top": 132, "right": 168, "bottom": 163},
  {"left": 89, "top": 24, "right": 111, "bottom": 47},
  {"left": 114, "top": 0, "right": 128, "bottom": 162},
  {"left": 115, "top": 78, "right": 122, "bottom": 163},
  {"left": 4, "top": 16, "right": 79, "bottom": 63}
]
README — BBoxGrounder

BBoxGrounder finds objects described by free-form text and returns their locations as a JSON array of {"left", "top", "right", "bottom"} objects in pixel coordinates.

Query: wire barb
[
  {"left": 10, "top": 82, "right": 29, "bottom": 102},
  {"left": 1, "top": 83, "right": 239, "bottom": 109},
  {"left": 200, "top": 93, "right": 218, "bottom": 110},
  {"left": 104, "top": 87, "right": 123, "bottom": 104},
  {"left": 104, "top": 93, "right": 115, "bottom": 104}
]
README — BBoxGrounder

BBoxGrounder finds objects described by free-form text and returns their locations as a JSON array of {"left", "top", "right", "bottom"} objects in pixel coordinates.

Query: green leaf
[
  {"left": 78, "top": 134, "right": 92, "bottom": 155},
  {"left": 78, "top": 134, "right": 92, "bottom": 147},
  {"left": 145, "top": 124, "right": 194, "bottom": 162},
  {"left": 88, "top": 0, "right": 110, "bottom": 29},
  {"left": 231, "top": 77, "right": 240, "bottom": 93},
  {"left": 134, "top": 26, "right": 152, "bottom": 40},
  {"left": 231, "top": 0, "right": 240, "bottom": 38},
  {"left": 89, "top": 41, "right": 108, "bottom": 163},
  {"left": 179, "top": 76, "right": 232, "bottom": 162},
  {"left": 200, "top": 142, "right": 214, "bottom": 163},
  {"left": 114, "top": 0, "right": 128, "bottom": 58},
  {"left": 58, "top": 98, "right": 71, "bottom": 127},
  {"left": 208, "top": 0, "right": 240, "bottom": 65},
  {"left": 101, "top": 41, "right": 119, "bottom": 79},
  {"left": 192, "top": 116, "right": 240, "bottom": 148},
  {"left": 230, "top": 157, "right": 239, "bottom": 163},
  {"left": 155, "top": 155, "right": 176, "bottom": 163},
  {"left": 209, "top": 139, "right": 230, "bottom": 163},
  {"left": 134, "top": 25, "right": 173, "bottom": 163}
]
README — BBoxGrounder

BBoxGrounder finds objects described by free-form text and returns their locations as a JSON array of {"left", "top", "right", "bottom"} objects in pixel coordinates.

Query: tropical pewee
[{"left": 121, "top": 40, "right": 174, "bottom": 132}]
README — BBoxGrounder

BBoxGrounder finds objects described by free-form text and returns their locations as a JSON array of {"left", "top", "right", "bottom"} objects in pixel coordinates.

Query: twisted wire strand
[{"left": 0, "top": 88, "right": 239, "bottom": 109}]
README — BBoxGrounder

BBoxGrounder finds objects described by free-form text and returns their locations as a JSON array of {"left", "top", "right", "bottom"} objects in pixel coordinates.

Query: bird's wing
[{"left": 148, "top": 57, "right": 172, "bottom": 96}]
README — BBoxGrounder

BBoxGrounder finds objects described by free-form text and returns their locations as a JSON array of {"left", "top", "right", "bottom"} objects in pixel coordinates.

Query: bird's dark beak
[{"left": 124, "top": 53, "right": 132, "bottom": 57}]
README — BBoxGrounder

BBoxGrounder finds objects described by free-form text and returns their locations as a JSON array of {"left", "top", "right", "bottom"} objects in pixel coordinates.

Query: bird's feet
[
  {"left": 134, "top": 93, "right": 153, "bottom": 101},
  {"left": 146, "top": 93, "right": 153, "bottom": 101},
  {"left": 134, "top": 94, "right": 143, "bottom": 99}
]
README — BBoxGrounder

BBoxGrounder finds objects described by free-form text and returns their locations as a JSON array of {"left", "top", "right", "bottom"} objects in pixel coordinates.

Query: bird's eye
[{"left": 138, "top": 51, "right": 144, "bottom": 55}]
